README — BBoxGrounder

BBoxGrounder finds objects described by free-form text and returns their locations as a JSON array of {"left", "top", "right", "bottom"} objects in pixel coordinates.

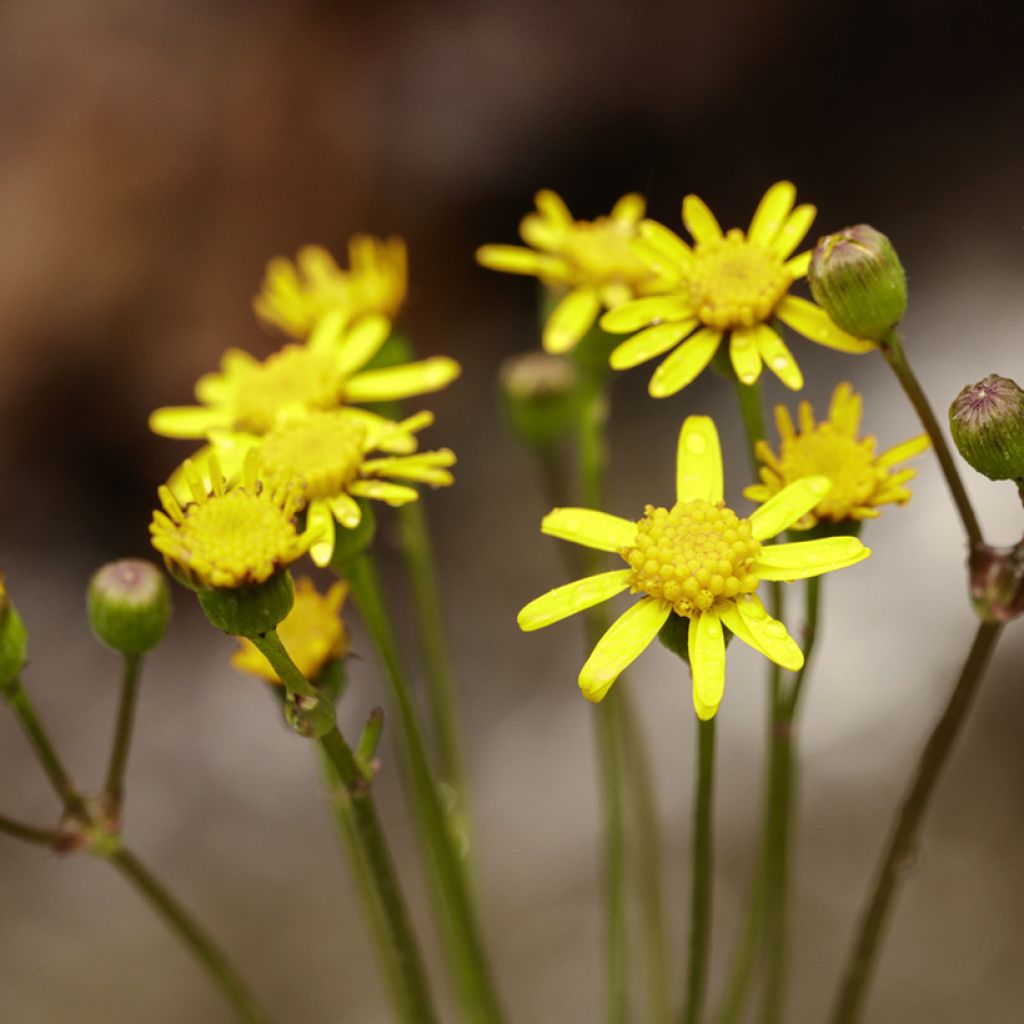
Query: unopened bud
[
  {"left": 499, "top": 351, "right": 577, "bottom": 453},
  {"left": 87, "top": 559, "right": 171, "bottom": 655},
  {"left": 809, "top": 225, "right": 907, "bottom": 343},
  {"left": 949, "top": 375, "right": 1024, "bottom": 481}
]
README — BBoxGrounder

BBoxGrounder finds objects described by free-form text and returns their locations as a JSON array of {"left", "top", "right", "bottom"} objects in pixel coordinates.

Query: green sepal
[{"left": 197, "top": 571, "right": 294, "bottom": 638}]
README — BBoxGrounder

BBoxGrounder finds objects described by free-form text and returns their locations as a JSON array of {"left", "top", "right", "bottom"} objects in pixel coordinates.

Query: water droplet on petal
[
  {"left": 764, "top": 621, "right": 787, "bottom": 639},
  {"left": 686, "top": 432, "right": 707, "bottom": 456}
]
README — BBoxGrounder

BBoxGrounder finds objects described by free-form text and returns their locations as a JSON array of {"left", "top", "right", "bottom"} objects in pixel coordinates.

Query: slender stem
[
  {"left": 103, "top": 652, "right": 143, "bottom": 813},
  {"left": 0, "top": 811, "right": 64, "bottom": 848},
  {"left": 786, "top": 575, "right": 821, "bottom": 718},
  {"left": 830, "top": 619, "right": 1002, "bottom": 1024},
  {"left": 880, "top": 334, "right": 983, "bottom": 549},
  {"left": 345, "top": 553, "right": 505, "bottom": 1024},
  {"left": 732, "top": 379, "right": 768, "bottom": 476},
  {"left": 682, "top": 716, "right": 717, "bottom": 1024},
  {"left": 107, "top": 844, "right": 270, "bottom": 1024},
  {"left": 397, "top": 501, "right": 473, "bottom": 857}
]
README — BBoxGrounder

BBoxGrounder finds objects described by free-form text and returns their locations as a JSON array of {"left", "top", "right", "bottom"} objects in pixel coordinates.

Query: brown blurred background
[{"left": 1, "top": 1, "right": 1023, "bottom": 1021}]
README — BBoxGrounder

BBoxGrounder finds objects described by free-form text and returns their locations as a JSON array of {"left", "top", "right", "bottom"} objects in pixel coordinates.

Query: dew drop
[{"left": 686, "top": 432, "right": 708, "bottom": 456}]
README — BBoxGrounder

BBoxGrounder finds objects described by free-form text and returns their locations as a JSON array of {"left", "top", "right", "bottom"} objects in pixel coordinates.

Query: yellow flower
[
  {"left": 149, "top": 314, "right": 460, "bottom": 440},
  {"left": 150, "top": 451, "right": 313, "bottom": 590},
  {"left": 476, "top": 190, "right": 674, "bottom": 354},
  {"left": 598, "top": 181, "right": 876, "bottom": 397},
  {"left": 518, "top": 417, "right": 871, "bottom": 719},
  {"left": 254, "top": 236, "right": 407, "bottom": 339},
  {"left": 232, "top": 578, "right": 349, "bottom": 683},
  {"left": 744, "top": 382, "right": 930, "bottom": 528}
]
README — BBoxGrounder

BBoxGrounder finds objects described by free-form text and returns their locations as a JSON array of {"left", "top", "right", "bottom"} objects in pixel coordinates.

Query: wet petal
[
  {"left": 755, "top": 536, "right": 871, "bottom": 581},
  {"left": 677, "top": 416, "right": 724, "bottom": 504},
  {"left": 609, "top": 320, "right": 697, "bottom": 370},
  {"left": 543, "top": 288, "right": 602, "bottom": 354},
  {"left": 308, "top": 498, "right": 336, "bottom": 568},
  {"left": 722, "top": 595, "right": 803, "bottom": 671},
  {"left": 749, "top": 476, "right": 832, "bottom": 539},
  {"left": 649, "top": 329, "right": 722, "bottom": 398},
  {"left": 542, "top": 508, "right": 637, "bottom": 551},
  {"left": 755, "top": 325, "right": 803, "bottom": 390},
  {"left": 747, "top": 181, "right": 796, "bottom": 247},
  {"left": 730, "top": 328, "right": 764, "bottom": 386},
  {"left": 518, "top": 570, "right": 632, "bottom": 631},
  {"left": 772, "top": 205, "right": 816, "bottom": 259},
  {"left": 600, "top": 295, "right": 695, "bottom": 333},
  {"left": 777, "top": 296, "right": 876, "bottom": 354},
  {"left": 689, "top": 611, "right": 726, "bottom": 719}
]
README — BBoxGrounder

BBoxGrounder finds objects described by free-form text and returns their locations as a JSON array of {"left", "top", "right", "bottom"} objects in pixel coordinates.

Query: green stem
[
  {"left": 732, "top": 378, "right": 768, "bottom": 475},
  {"left": 345, "top": 553, "right": 505, "bottom": 1024},
  {"left": 107, "top": 844, "right": 270, "bottom": 1024},
  {"left": 0, "top": 812, "right": 64, "bottom": 848},
  {"left": 830, "top": 619, "right": 1002, "bottom": 1024},
  {"left": 682, "top": 716, "right": 717, "bottom": 1024},
  {"left": 103, "top": 653, "right": 142, "bottom": 814},
  {"left": 880, "top": 334, "right": 983, "bottom": 550},
  {"left": 397, "top": 501, "right": 473, "bottom": 857}
]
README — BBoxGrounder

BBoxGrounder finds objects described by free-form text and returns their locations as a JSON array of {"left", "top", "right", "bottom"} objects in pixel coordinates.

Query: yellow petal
[
  {"left": 721, "top": 595, "right": 803, "bottom": 671},
  {"left": 774, "top": 403, "right": 795, "bottom": 441},
  {"left": 609, "top": 320, "right": 697, "bottom": 370},
  {"left": 682, "top": 194, "right": 723, "bottom": 246},
  {"left": 520, "top": 212, "right": 564, "bottom": 251},
  {"left": 308, "top": 498, "right": 336, "bottom": 568},
  {"left": 517, "top": 570, "right": 632, "bottom": 631},
  {"left": 743, "top": 484, "right": 773, "bottom": 503},
  {"left": 747, "top": 181, "right": 796, "bottom": 248},
  {"left": 542, "top": 508, "right": 637, "bottom": 551},
  {"left": 630, "top": 237, "right": 685, "bottom": 282},
  {"left": 333, "top": 315, "right": 392, "bottom": 376},
  {"left": 749, "top": 476, "right": 832, "bottom": 540},
  {"left": 475, "top": 244, "right": 569, "bottom": 280},
  {"left": 148, "top": 406, "right": 229, "bottom": 440},
  {"left": 828, "top": 382, "right": 861, "bottom": 436},
  {"left": 773, "top": 205, "right": 817, "bottom": 259},
  {"left": 755, "top": 325, "right": 804, "bottom": 390},
  {"left": 729, "top": 328, "right": 763, "bottom": 386},
  {"left": 638, "top": 219, "right": 694, "bottom": 269},
  {"left": 327, "top": 493, "right": 362, "bottom": 528},
  {"left": 348, "top": 479, "right": 420, "bottom": 505},
  {"left": 877, "top": 433, "right": 930, "bottom": 467},
  {"left": 535, "top": 189, "right": 573, "bottom": 225},
  {"left": 677, "top": 416, "right": 724, "bottom": 504},
  {"left": 611, "top": 193, "right": 646, "bottom": 223},
  {"left": 343, "top": 357, "right": 461, "bottom": 402},
  {"left": 755, "top": 536, "right": 871, "bottom": 581},
  {"left": 307, "top": 309, "right": 348, "bottom": 355},
  {"left": 543, "top": 288, "right": 602, "bottom": 354},
  {"left": 649, "top": 328, "right": 722, "bottom": 398},
  {"left": 785, "top": 251, "right": 812, "bottom": 279},
  {"left": 688, "top": 611, "right": 726, "bottom": 717},
  {"left": 600, "top": 295, "right": 695, "bottom": 333},
  {"left": 776, "top": 296, "right": 876, "bottom": 354},
  {"left": 579, "top": 597, "right": 671, "bottom": 702}
]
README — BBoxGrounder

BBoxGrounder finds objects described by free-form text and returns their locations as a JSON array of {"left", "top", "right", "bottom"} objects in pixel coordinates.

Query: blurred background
[{"left": 1, "top": 0, "right": 1023, "bottom": 1021}]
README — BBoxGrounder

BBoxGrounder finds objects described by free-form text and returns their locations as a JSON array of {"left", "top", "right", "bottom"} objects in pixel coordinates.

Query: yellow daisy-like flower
[
  {"left": 518, "top": 417, "right": 871, "bottom": 719},
  {"left": 743, "top": 382, "right": 930, "bottom": 529},
  {"left": 598, "top": 181, "right": 876, "bottom": 397},
  {"left": 150, "top": 451, "right": 313, "bottom": 590},
  {"left": 232, "top": 577, "right": 349, "bottom": 684},
  {"left": 476, "top": 190, "right": 674, "bottom": 354},
  {"left": 149, "top": 314, "right": 460, "bottom": 440},
  {"left": 254, "top": 236, "right": 408, "bottom": 339}
]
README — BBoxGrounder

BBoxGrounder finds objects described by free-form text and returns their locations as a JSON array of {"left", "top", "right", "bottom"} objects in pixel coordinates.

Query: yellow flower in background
[
  {"left": 744, "top": 382, "right": 930, "bottom": 529},
  {"left": 518, "top": 417, "right": 871, "bottom": 718},
  {"left": 476, "top": 191, "right": 674, "bottom": 354},
  {"left": 254, "top": 236, "right": 408, "bottom": 339},
  {"left": 232, "top": 578, "right": 349, "bottom": 683},
  {"left": 149, "top": 313, "right": 460, "bottom": 440},
  {"left": 150, "top": 451, "right": 313, "bottom": 590},
  {"left": 599, "top": 182, "right": 876, "bottom": 397}
]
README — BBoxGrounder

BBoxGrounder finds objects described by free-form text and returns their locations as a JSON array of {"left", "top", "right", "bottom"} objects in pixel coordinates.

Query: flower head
[
  {"left": 149, "top": 314, "right": 460, "bottom": 441},
  {"left": 744, "top": 383, "right": 929, "bottom": 528},
  {"left": 232, "top": 577, "right": 349, "bottom": 683},
  {"left": 518, "top": 416, "right": 871, "bottom": 718},
  {"left": 598, "top": 182, "right": 876, "bottom": 397},
  {"left": 150, "top": 451, "right": 314, "bottom": 590},
  {"left": 254, "top": 237, "right": 408, "bottom": 339},
  {"left": 476, "top": 191, "right": 673, "bottom": 354}
]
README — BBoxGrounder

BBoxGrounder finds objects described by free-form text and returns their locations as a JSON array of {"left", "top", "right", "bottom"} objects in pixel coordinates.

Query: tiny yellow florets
[
  {"left": 689, "top": 229, "right": 791, "bottom": 330},
  {"left": 621, "top": 499, "right": 761, "bottom": 616},
  {"left": 258, "top": 412, "right": 368, "bottom": 499}
]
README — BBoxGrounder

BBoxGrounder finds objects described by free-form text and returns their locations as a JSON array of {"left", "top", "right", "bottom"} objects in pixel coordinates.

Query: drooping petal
[
  {"left": 722, "top": 595, "right": 803, "bottom": 671},
  {"left": 729, "top": 328, "right": 764, "bottom": 385},
  {"left": 747, "top": 181, "right": 796, "bottom": 247},
  {"left": 517, "top": 570, "right": 632, "bottom": 631},
  {"left": 578, "top": 597, "right": 671, "bottom": 702},
  {"left": 755, "top": 536, "right": 871, "bottom": 581},
  {"left": 677, "top": 416, "right": 724, "bottom": 504},
  {"left": 772, "top": 205, "right": 816, "bottom": 260},
  {"left": 475, "top": 244, "right": 570, "bottom": 280},
  {"left": 600, "top": 295, "right": 695, "bottom": 333},
  {"left": 332, "top": 314, "right": 392, "bottom": 376},
  {"left": 648, "top": 328, "right": 722, "bottom": 398},
  {"left": 543, "top": 288, "right": 602, "bottom": 354},
  {"left": 611, "top": 192, "right": 645, "bottom": 223},
  {"left": 542, "top": 508, "right": 637, "bottom": 551},
  {"left": 877, "top": 434, "right": 930, "bottom": 467},
  {"left": 348, "top": 479, "right": 420, "bottom": 505},
  {"left": 149, "top": 406, "right": 230, "bottom": 439},
  {"left": 343, "top": 357, "right": 461, "bottom": 402},
  {"left": 755, "top": 325, "right": 804, "bottom": 390},
  {"left": 682, "top": 194, "right": 724, "bottom": 246},
  {"left": 688, "top": 611, "right": 726, "bottom": 719},
  {"left": 749, "top": 476, "right": 832, "bottom": 540},
  {"left": 327, "top": 492, "right": 362, "bottom": 528},
  {"left": 308, "top": 498, "right": 336, "bottom": 568},
  {"left": 776, "top": 296, "right": 876, "bottom": 354},
  {"left": 609, "top": 320, "right": 697, "bottom": 370}
]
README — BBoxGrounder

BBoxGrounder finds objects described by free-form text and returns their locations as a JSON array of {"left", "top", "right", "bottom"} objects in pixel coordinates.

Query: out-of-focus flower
[
  {"left": 518, "top": 416, "right": 870, "bottom": 718},
  {"left": 599, "top": 182, "right": 874, "bottom": 397},
  {"left": 744, "top": 383, "right": 929, "bottom": 529},
  {"left": 477, "top": 191, "right": 673, "bottom": 354}
]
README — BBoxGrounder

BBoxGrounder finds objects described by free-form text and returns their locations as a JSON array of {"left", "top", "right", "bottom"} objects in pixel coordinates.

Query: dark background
[{"left": 1, "top": 2, "right": 1023, "bottom": 1021}]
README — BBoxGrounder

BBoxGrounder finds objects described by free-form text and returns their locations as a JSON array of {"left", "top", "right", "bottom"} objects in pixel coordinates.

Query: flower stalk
[{"left": 103, "top": 652, "right": 142, "bottom": 817}]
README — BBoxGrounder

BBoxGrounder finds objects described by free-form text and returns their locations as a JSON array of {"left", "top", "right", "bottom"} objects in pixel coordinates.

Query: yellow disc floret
[
  {"left": 258, "top": 412, "right": 368, "bottom": 499},
  {"left": 621, "top": 499, "right": 761, "bottom": 616},
  {"left": 689, "top": 229, "right": 791, "bottom": 330}
]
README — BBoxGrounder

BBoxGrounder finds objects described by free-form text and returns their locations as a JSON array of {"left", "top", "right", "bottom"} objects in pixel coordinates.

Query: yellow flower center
[
  {"left": 621, "top": 499, "right": 762, "bottom": 616},
  {"left": 234, "top": 346, "right": 341, "bottom": 434},
  {"left": 564, "top": 217, "right": 651, "bottom": 290},
  {"left": 778, "top": 428, "right": 881, "bottom": 521},
  {"left": 258, "top": 412, "right": 367, "bottom": 499},
  {"left": 689, "top": 229, "right": 790, "bottom": 330}
]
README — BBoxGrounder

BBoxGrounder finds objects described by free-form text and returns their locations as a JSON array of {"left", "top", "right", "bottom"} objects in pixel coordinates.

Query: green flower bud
[
  {"left": 809, "top": 225, "right": 907, "bottom": 343},
  {"left": 0, "top": 575, "right": 27, "bottom": 695},
  {"left": 197, "top": 570, "right": 294, "bottom": 638},
  {"left": 949, "top": 375, "right": 1024, "bottom": 481},
  {"left": 87, "top": 559, "right": 171, "bottom": 655},
  {"left": 499, "top": 351, "right": 577, "bottom": 453}
]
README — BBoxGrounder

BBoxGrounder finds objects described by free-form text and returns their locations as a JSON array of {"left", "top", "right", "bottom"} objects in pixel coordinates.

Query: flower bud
[
  {"left": 949, "top": 375, "right": 1024, "bottom": 481},
  {"left": 197, "top": 570, "right": 294, "bottom": 638},
  {"left": 0, "top": 575, "right": 27, "bottom": 695},
  {"left": 87, "top": 559, "right": 171, "bottom": 655},
  {"left": 809, "top": 225, "right": 907, "bottom": 343},
  {"left": 499, "top": 351, "right": 577, "bottom": 453}
]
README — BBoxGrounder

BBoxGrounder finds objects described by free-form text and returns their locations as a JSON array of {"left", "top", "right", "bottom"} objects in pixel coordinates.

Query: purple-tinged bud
[
  {"left": 87, "top": 560, "right": 172, "bottom": 655},
  {"left": 949, "top": 375, "right": 1024, "bottom": 481}
]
